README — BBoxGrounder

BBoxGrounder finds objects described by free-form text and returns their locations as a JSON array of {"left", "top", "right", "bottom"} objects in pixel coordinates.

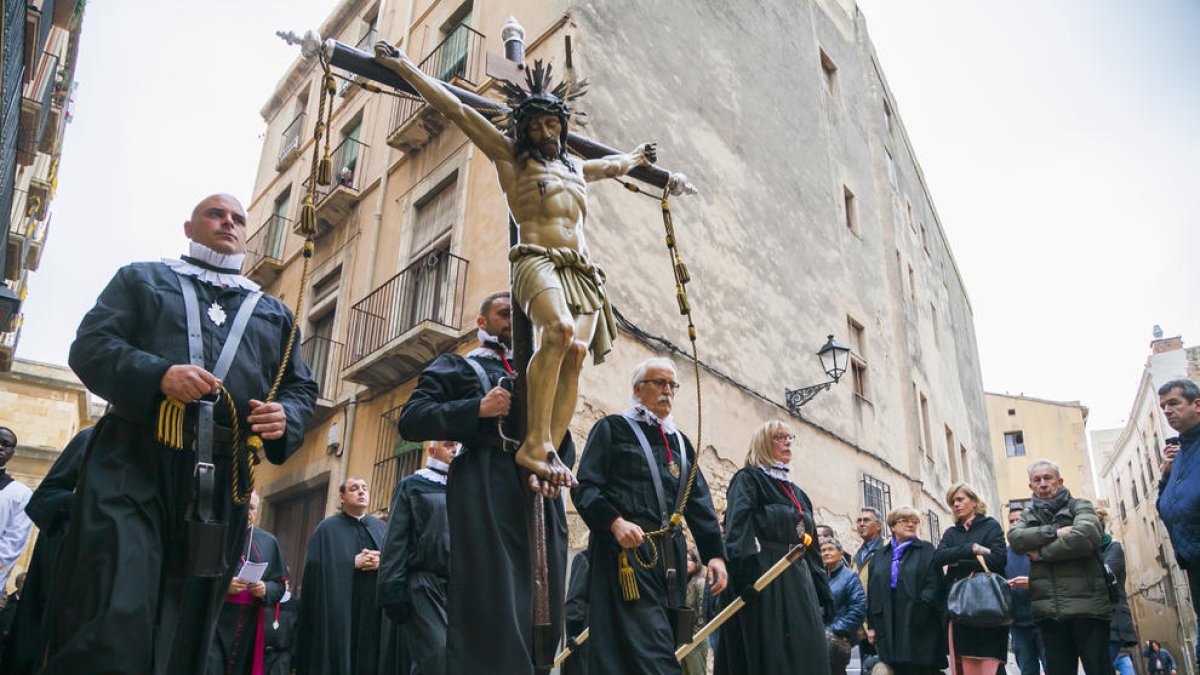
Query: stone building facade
[
  {"left": 244, "top": 0, "right": 995, "bottom": 578},
  {"left": 0, "top": 357, "right": 102, "bottom": 592},
  {"left": 1094, "top": 334, "right": 1198, "bottom": 672},
  {"left": 985, "top": 392, "right": 1092, "bottom": 508}
]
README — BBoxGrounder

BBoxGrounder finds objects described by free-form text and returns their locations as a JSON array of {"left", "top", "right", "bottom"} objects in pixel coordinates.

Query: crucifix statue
[{"left": 374, "top": 39, "right": 662, "bottom": 491}]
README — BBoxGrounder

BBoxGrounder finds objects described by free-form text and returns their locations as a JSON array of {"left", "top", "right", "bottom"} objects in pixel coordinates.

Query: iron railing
[
  {"left": 18, "top": 52, "right": 58, "bottom": 162},
  {"left": 344, "top": 249, "right": 468, "bottom": 367},
  {"left": 340, "top": 29, "right": 378, "bottom": 94},
  {"left": 7, "top": 188, "right": 41, "bottom": 238},
  {"left": 389, "top": 23, "right": 485, "bottom": 136},
  {"left": 308, "top": 137, "right": 369, "bottom": 204},
  {"left": 276, "top": 111, "right": 306, "bottom": 168},
  {"left": 244, "top": 214, "right": 288, "bottom": 272},
  {"left": 369, "top": 405, "right": 425, "bottom": 512},
  {"left": 300, "top": 335, "right": 343, "bottom": 402}
]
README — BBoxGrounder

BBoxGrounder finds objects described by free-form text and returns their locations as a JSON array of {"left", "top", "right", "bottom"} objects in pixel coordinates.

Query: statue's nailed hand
[
  {"left": 374, "top": 39, "right": 405, "bottom": 62},
  {"left": 635, "top": 142, "right": 658, "bottom": 166}
]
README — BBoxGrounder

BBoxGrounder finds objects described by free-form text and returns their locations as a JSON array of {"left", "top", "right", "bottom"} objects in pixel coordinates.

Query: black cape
[
  {"left": 562, "top": 550, "right": 590, "bottom": 675},
  {"left": 713, "top": 467, "right": 831, "bottom": 675},
  {"left": 573, "top": 415, "right": 725, "bottom": 675},
  {"left": 0, "top": 427, "right": 90, "bottom": 675},
  {"left": 207, "top": 527, "right": 289, "bottom": 675},
  {"left": 397, "top": 352, "right": 574, "bottom": 675},
  {"left": 295, "top": 512, "right": 393, "bottom": 675},
  {"left": 866, "top": 538, "right": 947, "bottom": 669},
  {"left": 43, "top": 262, "right": 317, "bottom": 675},
  {"left": 379, "top": 472, "right": 448, "bottom": 675}
]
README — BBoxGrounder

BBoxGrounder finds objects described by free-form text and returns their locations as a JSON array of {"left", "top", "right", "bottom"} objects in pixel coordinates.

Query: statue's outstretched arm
[
  {"left": 582, "top": 142, "right": 657, "bottom": 183},
  {"left": 374, "top": 40, "right": 512, "bottom": 165}
]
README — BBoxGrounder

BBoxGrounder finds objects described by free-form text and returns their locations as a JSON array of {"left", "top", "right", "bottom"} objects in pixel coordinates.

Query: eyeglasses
[
  {"left": 638, "top": 378, "right": 680, "bottom": 392},
  {"left": 772, "top": 433, "right": 796, "bottom": 442}
]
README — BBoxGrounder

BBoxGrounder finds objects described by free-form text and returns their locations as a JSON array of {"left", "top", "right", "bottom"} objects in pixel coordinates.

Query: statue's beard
[{"left": 533, "top": 138, "right": 560, "bottom": 161}]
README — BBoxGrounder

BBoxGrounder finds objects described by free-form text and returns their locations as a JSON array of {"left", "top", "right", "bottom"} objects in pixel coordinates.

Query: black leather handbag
[{"left": 946, "top": 554, "right": 1014, "bottom": 628}]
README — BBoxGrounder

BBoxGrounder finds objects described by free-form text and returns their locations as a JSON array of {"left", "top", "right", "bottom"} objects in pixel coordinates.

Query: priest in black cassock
[
  {"left": 294, "top": 477, "right": 390, "bottom": 675},
  {"left": 562, "top": 549, "right": 591, "bottom": 675},
  {"left": 397, "top": 291, "right": 575, "bottom": 675},
  {"left": 43, "top": 194, "right": 317, "bottom": 675},
  {"left": 0, "top": 427, "right": 90, "bottom": 675},
  {"left": 378, "top": 439, "right": 457, "bottom": 675},
  {"left": 207, "top": 491, "right": 289, "bottom": 675},
  {"left": 713, "top": 420, "right": 832, "bottom": 675},
  {"left": 573, "top": 357, "right": 727, "bottom": 675}
]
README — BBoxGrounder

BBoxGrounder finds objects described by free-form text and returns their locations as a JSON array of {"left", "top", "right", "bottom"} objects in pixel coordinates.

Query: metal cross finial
[{"left": 276, "top": 29, "right": 327, "bottom": 60}]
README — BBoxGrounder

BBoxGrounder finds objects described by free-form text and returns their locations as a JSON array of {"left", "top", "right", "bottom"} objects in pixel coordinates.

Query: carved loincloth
[{"left": 508, "top": 243, "right": 616, "bottom": 364}]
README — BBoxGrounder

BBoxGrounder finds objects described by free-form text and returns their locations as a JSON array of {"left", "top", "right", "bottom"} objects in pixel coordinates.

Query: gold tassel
[
  {"left": 618, "top": 551, "right": 640, "bottom": 602},
  {"left": 303, "top": 240, "right": 315, "bottom": 258},
  {"left": 317, "top": 156, "right": 332, "bottom": 186},
  {"left": 674, "top": 260, "right": 690, "bottom": 285},
  {"left": 676, "top": 289, "right": 690, "bottom": 315},
  {"left": 155, "top": 397, "right": 185, "bottom": 450},
  {"left": 299, "top": 196, "right": 318, "bottom": 236}
]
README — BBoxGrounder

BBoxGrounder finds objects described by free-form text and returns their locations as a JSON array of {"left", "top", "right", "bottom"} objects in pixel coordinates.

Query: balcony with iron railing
[
  {"left": 301, "top": 335, "right": 343, "bottom": 418},
  {"left": 275, "top": 111, "right": 306, "bottom": 171},
  {"left": 342, "top": 249, "right": 468, "bottom": 388},
  {"left": 0, "top": 313, "right": 22, "bottom": 371},
  {"left": 244, "top": 214, "right": 289, "bottom": 284},
  {"left": 39, "top": 74, "right": 69, "bottom": 153},
  {"left": 387, "top": 23, "right": 485, "bottom": 152},
  {"left": 339, "top": 29, "right": 378, "bottom": 95},
  {"left": 17, "top": 51, "right": 57, "bottom": 165},
  {"left": 369, "top": 405, "right": 425, "bottom": 512},
  {"left": 297, "top": 137, "right": 369, "bottom": 236}
]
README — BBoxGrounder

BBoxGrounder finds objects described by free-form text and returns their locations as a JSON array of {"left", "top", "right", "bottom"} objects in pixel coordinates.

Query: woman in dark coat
[
  {"left": 867, "top": 505, "right": 947, "bottom": 675},
  {"left": 933, "top": 482, "right": 1007, "bottom": 675},
  {"left": 1096, "top": 507, "right": 1138, "bottom": 675},
  {"left": 714, "top": 420, "right": 832, "bottom": 675}
]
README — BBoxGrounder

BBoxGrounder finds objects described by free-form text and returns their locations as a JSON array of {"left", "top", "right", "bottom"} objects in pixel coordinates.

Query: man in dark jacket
[
  {"left": 1155, "top": 378, "right": 1200, "bottom": 664},
  {"left": 821, "top": 538, "right": 865, "bottom": 675},
  {"left": 1005, "top": 507, "right": 1045, "bottom": 675},
  {"left": 1009, "top": 459, "right": 1112, "bottom": 675}
]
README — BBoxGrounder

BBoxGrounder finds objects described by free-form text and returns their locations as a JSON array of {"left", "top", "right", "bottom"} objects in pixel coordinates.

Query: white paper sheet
[{"left": 236, "top": 560, "right": 269, "bottom": 584}]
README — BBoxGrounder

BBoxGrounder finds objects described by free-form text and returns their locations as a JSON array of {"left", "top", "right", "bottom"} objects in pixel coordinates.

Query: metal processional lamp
[{"left": 784, "top": 334, "right": 850, "bottom": 413}]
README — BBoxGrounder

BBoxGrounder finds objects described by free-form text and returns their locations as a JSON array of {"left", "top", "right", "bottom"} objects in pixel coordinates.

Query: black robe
[
  {"left": 714, "top": 467, "right": 831, "bottom": 675},
  {"left": 44, "top": 262, "right": 317, "bottom": 675},
  {"left": 207, "top": 527, "right": 289, "bottom": 675},
  {"left": 295, "top": 512, "right": 392, "bottom": 675},
  {"left": 397, "top": 352, "right": 574, "bottom": 675},
  {"left": 0, "top": 428, "right": 90, "bottom": 675},
  {"left": 931, "top": 514, "right": 1007, "bottom": 660},
  {"left": 572, "top": 415, "right": 725, "bottom": 675},
  {"left": 378, "top": 472, "right": 448, "bottom": 675},
  {"left": 866, "top": 538, "right": 947, "bottom": 670},
  {"left": 562, "top": 550, "right": 590, "bottom": 675}
]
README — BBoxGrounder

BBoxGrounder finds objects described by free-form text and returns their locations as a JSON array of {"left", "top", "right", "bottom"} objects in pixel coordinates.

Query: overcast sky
[{"left": 15, "top": 1, "right": 1199, "bottom": 431}]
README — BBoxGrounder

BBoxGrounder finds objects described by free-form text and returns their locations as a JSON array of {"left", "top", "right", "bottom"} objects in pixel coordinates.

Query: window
[
  {"left": 819, "top": 49, "right": 838, "bottom": 97},
  {"left": 371, "top": 405, "right": 427, "bottom": 512},
  {"left": 861, "top": 474, "right": 892, "bottom": 516},
  {"left": 1004, "top": 431, "right": 1026, "bottom": 457},
  {"left": 411, "top": 173, "right": 459, "bottom": 256},
  {"left": 908, "top": 265, "right": 916, "bottom": 304},
  {"left": 884, "top": 98, "right": 894, "bottom": 136},
  {"left": 305, "top": 311, "right": 337, "bottom": 399},
  {"left": 885, "top": 150, "right": 897, "bottom": 188},
  {"left": 920, "top": 221, "right": 929, "bottom": 254},
  {"left": 1006, "top": 499, "right": 1032, "bottom": 513},
  {"left": 438, "top": 2, "right": 475, "bottom": 81},
  {"left": 927, "top": 510, "right": 941, "bottom": 545},
  {"left": 930, "top": 302, "right": 939, "bottom": 346},
  {"left": 919, "top": 392, "right": 933, "bottom": 457},
  {"left": 946, "top": 426, "right": 958, "bottom": 481},
  {"left": 906, "top": 198, "right": 915, "bottom": 232},
  {"left": 843, "top": 185, "right": 857, "bottom": 234},
  {"left": 1130, "top": 465, "right": 1140, "bottom": 507},
  {"left": 849, "top": 314, "right": 868, "bottom": 396},
  {"left": 1007, "top": 408, "right": 1016, "bottom": 416},
  {"left": 960, "top": 445, "right": 970, "bottom": 482}
]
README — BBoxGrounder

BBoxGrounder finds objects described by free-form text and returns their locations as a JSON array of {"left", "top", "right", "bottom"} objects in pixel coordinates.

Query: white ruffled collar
[
  {"left": 415, "top": 456, "right": 451, "bottom": 486},
  {"left": 621, "top": 399, "right": 678, "bottom": 435},
  {"left": 162, "top": 241, "right": 259, "bottom": 291},
  {"left": 466, "top": 328, "right": 513, "bottom": 362},
  {"left": 759, "top": 463, "right": 791, "bottom": 482}
]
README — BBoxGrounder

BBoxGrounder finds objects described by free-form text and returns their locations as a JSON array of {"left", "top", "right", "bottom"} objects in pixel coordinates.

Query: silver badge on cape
[{"left": 207, "top": 302, "right": 227, "bottom": 326}]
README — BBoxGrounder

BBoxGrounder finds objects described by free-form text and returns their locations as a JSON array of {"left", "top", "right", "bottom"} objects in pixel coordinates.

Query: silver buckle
[{"left": 195, "top": 461, "right": 215, "bottom": 477}]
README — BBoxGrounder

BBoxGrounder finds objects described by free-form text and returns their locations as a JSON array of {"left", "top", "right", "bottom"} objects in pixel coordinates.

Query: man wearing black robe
[
  {"left": 0, "top": 428, "right": 90, "bottom": 675},
  {"left": 573, "top": 358, "right": 727, "bottom": 675},
  {"left": 378, "top": 440, "right": 457, "bottom": 674},
  {"left": 295, "top": 477, "right": 389, "bottom": 675},
  {"left": 43, "top": 194, "right": 317, "bottom": 674},
  {"left": 397, "top": 291, "right": 575, "bottom": 675},
  {"left": 208, "top": 491, "right": 288, "bottom": 675},
  {"left": 562, "top": 549, "right": 590, "bottom": 675}
]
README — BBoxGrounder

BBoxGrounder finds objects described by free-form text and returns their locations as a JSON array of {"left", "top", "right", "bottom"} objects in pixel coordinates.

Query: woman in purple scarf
[{"left": 865, "top": 506, "right": 947, "bottom": 675}]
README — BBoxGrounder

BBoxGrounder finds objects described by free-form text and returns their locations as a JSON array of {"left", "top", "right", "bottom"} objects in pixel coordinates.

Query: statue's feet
[{"left": 516, "top": 443, "right": 578, "bottom": 491}]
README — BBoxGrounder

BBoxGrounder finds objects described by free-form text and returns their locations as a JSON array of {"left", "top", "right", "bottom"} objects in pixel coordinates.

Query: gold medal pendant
[{"left": 668, "top": 460, "right": 680, "bottom": 479}]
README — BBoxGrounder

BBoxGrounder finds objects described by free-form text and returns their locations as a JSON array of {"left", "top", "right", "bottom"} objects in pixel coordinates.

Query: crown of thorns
[{"left": 491, "top": 60, "right": 588, "bottom": 134}]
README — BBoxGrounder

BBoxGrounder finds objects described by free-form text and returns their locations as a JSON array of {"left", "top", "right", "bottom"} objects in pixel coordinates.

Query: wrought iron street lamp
[{"left": 784, "top": 334, "right": 850, "bottom": 413}]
